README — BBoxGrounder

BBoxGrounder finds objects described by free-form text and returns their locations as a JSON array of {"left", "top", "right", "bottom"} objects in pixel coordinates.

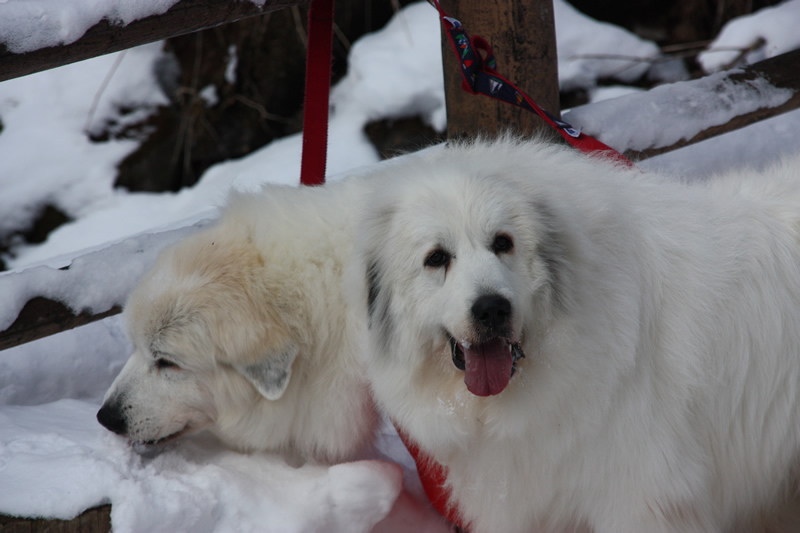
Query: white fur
[
  {"left": 99, "top": 178, "right": 378, "bottom": 464},
  {"left": 352, "top": 136, "right": 800, "bottom": 532}
]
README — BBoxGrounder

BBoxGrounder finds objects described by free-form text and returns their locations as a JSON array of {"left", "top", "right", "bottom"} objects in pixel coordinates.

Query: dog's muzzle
[
  {"left": 449, "top": 335, "right": 525, "bottom": 397},
  {"left": 446, "top": 294, "right": 525, "bottom": 396}
]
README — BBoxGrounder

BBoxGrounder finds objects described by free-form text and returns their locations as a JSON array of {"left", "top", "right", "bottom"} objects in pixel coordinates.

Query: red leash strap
[
  {"left": 300, "top": 0, "right": 335, "bottom": 186},
  {"left": 394, "top": 422, "right": 468, "bottom": 529},
  {"left": 429, "top": 0, "right": 632, "bottom": 166}
]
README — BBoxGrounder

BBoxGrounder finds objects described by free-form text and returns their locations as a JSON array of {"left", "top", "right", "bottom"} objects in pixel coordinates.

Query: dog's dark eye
[
  {"left": 155, "top": 358, "right": 179, "bottom": 370},
  {"left": 492, "top": 234, "right": 514, "bottom": 255},
  {"left": 425, "top": 249, "right": 451, "bottom": 268}
]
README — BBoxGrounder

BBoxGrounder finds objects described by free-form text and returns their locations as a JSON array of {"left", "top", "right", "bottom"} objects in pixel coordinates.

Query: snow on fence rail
[
  {"left": 0, "top": 223, "right": 208, "bottom": 352},
  {"left": 567, "top": 48, "right": 800, "bottom": 161},
  {"left": 0, "top": 0, "right": 308, "bottom": 83},
  {"left": 0, "top": 505, "right": 111, "bottom": 531}
]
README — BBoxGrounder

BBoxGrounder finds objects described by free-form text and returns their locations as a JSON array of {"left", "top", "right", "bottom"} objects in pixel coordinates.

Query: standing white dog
[{"left": 352, "top": 136, "right": 800, "bottom": 532}]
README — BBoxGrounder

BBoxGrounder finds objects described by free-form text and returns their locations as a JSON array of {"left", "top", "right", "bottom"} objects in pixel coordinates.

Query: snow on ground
[
  {"left": 2, "top": 399, "right": 405, "bottom": 532},
  {"left": 1, "top": 1, "right": 800, "bottom": 531},
  {"left": 642, "top": 107, "right": 800, "bottom": 178}
]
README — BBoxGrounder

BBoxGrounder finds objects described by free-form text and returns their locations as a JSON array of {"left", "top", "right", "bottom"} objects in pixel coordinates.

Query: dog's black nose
[
  {"left": 471, "top": 294, "right": 512, "bottom": 330},
  {"left": 97, "top": 403, "right": 128, "bottom": 435}
]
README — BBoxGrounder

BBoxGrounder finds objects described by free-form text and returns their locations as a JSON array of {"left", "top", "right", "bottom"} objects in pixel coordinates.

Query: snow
[
  {"left": 0, "top": 317, "right": 128, "bottom": 406},
  {"left": 1, "top": 1, "right": 800, "bottom": 531},
  {"left": 553, "top": 0, "right": 664, "bottom": 90},
  {"left": 565, "top": 72, "right": 794, "bottom": 152},
  {"left": 0, "top": 222, "right": 208, "bottom": 331},
  {"left": 642, "top": 107, "right": 800, "bottom": 178},
  {"left": 1, "top": 399, "right": 404, "bottom": 532},
  {"left": 330, "top": 2, "right": 446, "bottom": 132},
  {"left": 698, "top": 0, "right": 800, "bottom": 73},
  {"left": 0, "top": 0, "right": 180, "bottom": 53},
  {"left": 0, "top": 43, "right": 167, "bottom": 239},
  {"left": 587, "top": 85, "right": 644, "bottom": 104}
]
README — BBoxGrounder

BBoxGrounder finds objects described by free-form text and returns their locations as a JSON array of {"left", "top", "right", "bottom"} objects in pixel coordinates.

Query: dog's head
[
  {"left": 358, "top": 143, "right": 567, "bottom": 400},
  {"left": 96, "top": 220, "right": 308, "bottom": 453},
  {"left": 99, "top": 186, "right": 378, "bottom": 463}
]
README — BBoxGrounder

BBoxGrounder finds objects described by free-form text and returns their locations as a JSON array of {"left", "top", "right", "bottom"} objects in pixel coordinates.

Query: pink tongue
[{"left": 463, "top": 338, "right": 513, "bottom": 397}]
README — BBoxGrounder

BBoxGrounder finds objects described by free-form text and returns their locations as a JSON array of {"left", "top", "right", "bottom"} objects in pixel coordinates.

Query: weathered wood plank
[
  {"left": 0, "top": 505, "right": 111, "bottom": 533},
  {"left": 0, "top": 0, "right": 309, "bottom": 83},
  {"left": 0, "top": 297, "right": 122, "bottom": 353}
]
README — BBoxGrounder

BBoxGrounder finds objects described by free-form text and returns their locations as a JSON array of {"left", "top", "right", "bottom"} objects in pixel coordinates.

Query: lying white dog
[
  {"left": 352, "top": 136, "right": 800, "bottom": 532},
  {"left": 97, "top": 181, "right": 378, "bottom": 465}
]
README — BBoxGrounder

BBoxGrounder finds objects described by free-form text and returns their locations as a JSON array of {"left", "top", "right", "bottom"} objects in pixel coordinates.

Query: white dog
[
  {"left": 97, "top": 180, "right": 378, "bottom": 465},
  {"left": 351, "top": 136, "right": 800, "bottom": 533}
]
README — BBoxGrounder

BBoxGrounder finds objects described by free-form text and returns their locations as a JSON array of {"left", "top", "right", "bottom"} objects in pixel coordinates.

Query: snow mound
[
  {"left": 698, "top": 0, "right": 800, "bottom": 72},
  {"left": 554, "top": 0, "right": 661, "bottom": 90},
  {"left": 0, "top": 399, "right": 403, "bottom": 532}
]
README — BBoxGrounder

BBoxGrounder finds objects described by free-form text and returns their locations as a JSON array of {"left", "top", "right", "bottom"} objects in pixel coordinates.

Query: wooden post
[{"left": 440, "top": 0, "right": 560, "bottom": 140}]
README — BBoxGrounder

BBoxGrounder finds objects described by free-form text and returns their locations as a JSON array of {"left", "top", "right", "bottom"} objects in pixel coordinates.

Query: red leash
[
  {"left": 428, "top": 0, "right": 632, "bottom": 166},
  {"left": 300, "top": 0, "right": 335, "bottom": 186},
  {"left": 394, "top": 425, "right": 465, "bottom": 528}
]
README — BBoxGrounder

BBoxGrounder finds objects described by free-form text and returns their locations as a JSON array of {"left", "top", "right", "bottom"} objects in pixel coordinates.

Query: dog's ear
[{"left": 234, "top": 342, "right": 299, "bottom": 400}]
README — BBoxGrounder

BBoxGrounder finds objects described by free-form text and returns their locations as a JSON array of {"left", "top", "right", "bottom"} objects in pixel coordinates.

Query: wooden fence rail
[
  {"left": 0, "top": 297, "right": 123, "bottom": 353},
  {"left": 621, "top": 49, "right": 800, "bottom": 160},
  {"left": 0, "top": 223, "right": 205, "bottom": 352},
  {"left": 627, "top": 49, "right": 800, "bottom": 159},
  {"left": 0, "top": 0, "right": 308, "bottom": 83},
  {"left": 0, "top": 505, "right": 110, "bottom": 533}
]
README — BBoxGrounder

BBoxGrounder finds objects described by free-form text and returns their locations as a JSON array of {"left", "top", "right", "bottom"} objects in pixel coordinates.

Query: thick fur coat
[{"left": 352, "top": 137, "right": 800, "bottom": 532}]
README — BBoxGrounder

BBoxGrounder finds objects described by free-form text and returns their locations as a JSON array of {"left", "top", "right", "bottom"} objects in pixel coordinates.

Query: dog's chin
[
  {"left": 448, "top": 333, "right": 525, "bottom": 397},
  {"left": 130, "top": 426, "right": 191, "bottom": 453}
]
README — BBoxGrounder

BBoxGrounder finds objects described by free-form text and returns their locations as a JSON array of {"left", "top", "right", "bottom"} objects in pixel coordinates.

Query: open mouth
[{"left": 449, "top": 335, "right": 525, "bottom": 397}]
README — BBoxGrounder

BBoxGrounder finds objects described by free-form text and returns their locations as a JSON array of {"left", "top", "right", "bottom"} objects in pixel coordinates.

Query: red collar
[{"left": 393, "top": 421, "right": 468, "bottom": 530}]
